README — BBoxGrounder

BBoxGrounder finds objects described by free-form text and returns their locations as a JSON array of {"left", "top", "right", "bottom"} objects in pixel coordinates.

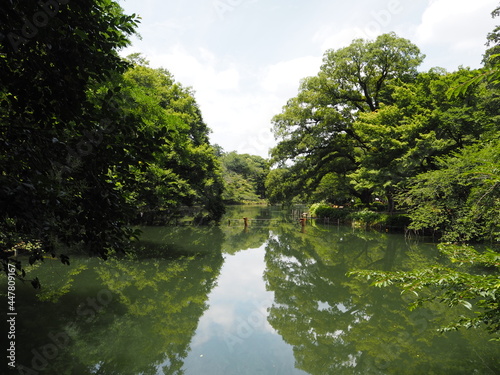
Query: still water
[{"left": 1, "top": 206, "right": 499, "bottom": 374}]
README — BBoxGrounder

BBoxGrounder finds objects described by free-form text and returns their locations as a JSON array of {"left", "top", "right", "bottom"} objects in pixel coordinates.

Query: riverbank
[{"left": 308, "top": 203, "right": 411, "bottom": 231}]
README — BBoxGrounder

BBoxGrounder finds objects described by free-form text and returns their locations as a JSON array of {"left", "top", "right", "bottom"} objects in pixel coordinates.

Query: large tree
[
  {"left": 0, "top": 1, "right": 144, "bottom": 280},
  {"left": 268, "top": 33, "right": 424, "bottom": 205},
  {"left": 351, "top": 5, "right": 500, "bottom": 340},
  {"left": 219, "top": 151, "right": 269, "bottom": 203}
]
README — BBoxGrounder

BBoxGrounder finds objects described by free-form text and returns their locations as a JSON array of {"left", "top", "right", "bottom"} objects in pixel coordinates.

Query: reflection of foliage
[
  {"left": 3, "top": 227, "right": 224, "bottom": 375},
  {"left": 351, "top": 244, "right": 500, "bottom": 341},
  {"left": 70, "top": 253, "right": 224, "bottom": 375},
  {"left": 36, "top": 263, "right": 88, "bottom": 303},
  {"left": 222, "top": 226, "right": 269, "bottom": 255},
  {"left": 264, "top": 225, "right": 500, "bottom": 374},
  {"left": 220, "top": 206, "right": 288, "bottom": 254},
  {"left": 136, "top": 225, "right": 226, "bottom": 257}
]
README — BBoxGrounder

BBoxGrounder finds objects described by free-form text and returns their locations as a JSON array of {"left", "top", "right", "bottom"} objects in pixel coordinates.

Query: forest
[{"left": 1, "top": 1, "right": 499, "bottom": 340}]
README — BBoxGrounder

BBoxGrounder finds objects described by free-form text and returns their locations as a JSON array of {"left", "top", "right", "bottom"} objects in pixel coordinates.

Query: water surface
[{"left": 1, "top": 206, "right": 499, "bottom": 374}]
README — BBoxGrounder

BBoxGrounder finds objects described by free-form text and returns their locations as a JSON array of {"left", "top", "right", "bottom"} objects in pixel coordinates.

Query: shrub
[
  {"left": 309, "top": 203, "right": 330, "bottom": 217},
  {"left": 310, "top": 203, "right": 350, "bottom": 220},
  {"left": 348, "top": 210, "right": 383, "bottom": 225},
  {"left": 316, "top": 206, "right": 350, "bottom": 220},
  {"left": 384, "top": 214, "right": 411, "bottom": 228}
]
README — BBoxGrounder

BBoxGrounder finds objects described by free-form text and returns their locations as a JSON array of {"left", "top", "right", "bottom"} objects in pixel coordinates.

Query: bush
[
  {"left": 310, "top": 203, "right": 350, "bottom": 220},
  {"left": 384, "top": 214, "right": 411, "bottom": 228},
  {"left": 309, "top": 203, "right": 330, "bottom": 217},
  {"left": 369, "top": 201, "right": 386, "bottom": 212},
  {"left": 316, "top": 206, "right": 350, "bottom": 220},
  {"left": 348, "top": 210, "right": 383, "bottom": 225}
]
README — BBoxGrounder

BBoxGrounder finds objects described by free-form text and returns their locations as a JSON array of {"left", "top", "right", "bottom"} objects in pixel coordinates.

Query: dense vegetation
[
  {"left": 0, "top": 1, "right": 224, "bottom": 282},
  {"left": 1, "top": 0, "right": 498, "bottom": 342},
  {"left": 268, "top": 6, "right": 500, "bottom": 339},
  {"left": 217, "top": 149, "right": 269, "bottom": 204},
  {"left": 267, "top": 30, "right": 500, "bottom": 243}
]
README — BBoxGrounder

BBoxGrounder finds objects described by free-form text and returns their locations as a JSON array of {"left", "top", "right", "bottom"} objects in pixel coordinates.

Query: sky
[{"left": 118, "top": 0, "right": 499, "bottom": 157}]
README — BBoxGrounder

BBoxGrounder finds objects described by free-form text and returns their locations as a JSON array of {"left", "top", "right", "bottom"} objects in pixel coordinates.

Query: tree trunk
[
  {"left": 359, "top": 189, "right": 373, "bottom": 205},
  {"left": 386, "top": 193, "right": 395, "bottom": 214}
]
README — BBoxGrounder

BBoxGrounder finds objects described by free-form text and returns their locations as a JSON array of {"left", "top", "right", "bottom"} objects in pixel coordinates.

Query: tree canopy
[
  {"left": 268, "top": 31, "right": 500, "bottom": 220},
  {"left": 268, "top": 33, "right": 425, "bottom": 206},
  {"left": 0, "top": 2, "right": 224, "bottom": 282},
  {"left": 218, "top": 150, "right": 269, "bottom": 204},
  {"left": 347, "top": 6, "right": 500, "bottom": 340}
]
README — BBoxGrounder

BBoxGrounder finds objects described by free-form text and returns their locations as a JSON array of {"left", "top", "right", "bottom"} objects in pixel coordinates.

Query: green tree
[
  {"left": 351, "top": 6, "right": 500, "bottom": 339},
  {"left": 399, "top": 140, "right": 500, "bottom": 242},
  {"left": 269, "top": 33, "right": 424, "bottom": 205},
  {"left": 0, "top": 0, "right": 142, "bottom": 280},
  {"left": 220, "top": 151, "right": 269, "bottom": 203},
  {"left": 116, "top": 57, "right": 225, "bottom": 221},
  {"left": 350, "top": 68, "right": 496, "bottom": 211},
  {"left": 265, "top": 168, "right": 302, "bottom": 205},
  {"left": 0, "top": 3, "right": 225, "bottom": 282}
]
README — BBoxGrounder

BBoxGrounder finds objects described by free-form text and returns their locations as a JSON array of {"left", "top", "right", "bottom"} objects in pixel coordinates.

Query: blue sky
[{"left": 118, "top": 0, "right": 499, "bottom": 157}]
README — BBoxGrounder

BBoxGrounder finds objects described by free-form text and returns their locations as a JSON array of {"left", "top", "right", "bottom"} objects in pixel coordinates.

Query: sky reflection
[{"left": 182, "top": 245, "right": 307, "bottom": 375}]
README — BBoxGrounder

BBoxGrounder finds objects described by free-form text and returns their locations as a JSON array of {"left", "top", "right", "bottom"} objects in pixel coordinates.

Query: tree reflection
[
  {"left": 5, "top": 227, "right": 225, "bottom": 375},
  {"left": 222, "top": 226, "right": 270, "bottom": 255},
  {"left": 264, "top": 224, "right": 500, "bottom": 374}
]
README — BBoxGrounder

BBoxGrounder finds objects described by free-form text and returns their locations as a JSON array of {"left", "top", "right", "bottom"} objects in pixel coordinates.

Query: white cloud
[
  {"left": 146, "top": 45, "right": 240, "bottom": 92},
  {"left": 313, "top": 26, "right": 366, "bottom": 52},
  {"left": 122, "top": 45, "right": 324, "bottom": 156},
  {"left": 120, "top": 0, "right": 500, "bottom": 157},
  {"left": 260, "top": 56, "right": 322, "bottom": 95},
  {"left": 201, "top": 90, "right": 278, "bottom": 156},
  {"left": 129, "top": 45, "right": 276, "bottom": 156},
  {"left": 416, "top": 0, "right": 497, "bottom": 59}
]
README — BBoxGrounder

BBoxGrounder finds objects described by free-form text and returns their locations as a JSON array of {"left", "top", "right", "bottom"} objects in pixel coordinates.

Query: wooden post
[
  {"left": 300, "top": 217, "right": 306, "bottom": 233},
  {"left": 243, "top": 217, "right": 249, "bottom": 228}
]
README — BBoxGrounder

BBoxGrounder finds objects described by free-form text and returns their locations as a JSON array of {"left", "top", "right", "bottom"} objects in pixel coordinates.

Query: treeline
[
  {"left": 266, "top": 28, "right": 500, "bottom": 243},
  {"left": 0, "top": 1, "right": 227, "bottom": 279},
  {"left": 0, "top": 0, "right": 274, "bottom": 279}
]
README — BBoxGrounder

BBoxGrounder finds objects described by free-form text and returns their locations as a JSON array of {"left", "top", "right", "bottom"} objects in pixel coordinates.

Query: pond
[{"left": 1, "top": 206, "right": 499, "bottom": 374}]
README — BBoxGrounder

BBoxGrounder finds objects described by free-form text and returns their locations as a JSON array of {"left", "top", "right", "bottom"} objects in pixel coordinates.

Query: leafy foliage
[
  {"left": 0, "top": 0, "right": 142, "bottom": 278},
  {"left": 309, "top": 203, "right": 350, "bottom": 220},
  {"left": 117, "top": 56, "right": 225, "bottom": 221},
  {"left": 400, "top": 140, "right": 500, "bottom": 242},
  {"left": 219, "top": 150, "right": 269, "bottom": 204},
  {"left": 268, "top": 26, "right": 499, "bottom": 213},
  {"left": 0, "top": 3, "right": 225, "bottom": 281},
  {"left": 268, "top": 32, "right": 425, "bottom": 206},
  {"left": 345, "top": 7, "right": 500, "bottom": 341}
]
